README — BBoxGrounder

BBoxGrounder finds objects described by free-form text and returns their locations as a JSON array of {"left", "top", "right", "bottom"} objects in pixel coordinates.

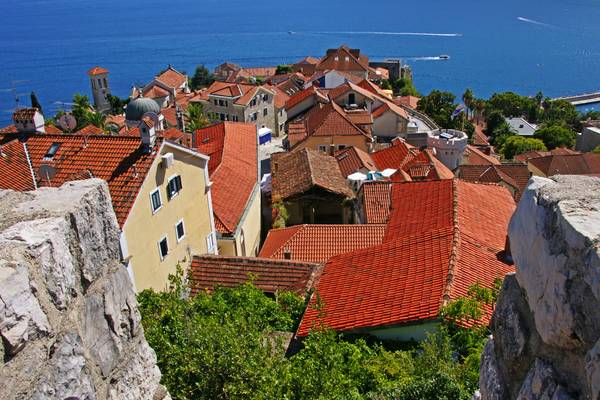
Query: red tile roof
[
  {"left": 360, "top": 181, "right": 392, "bottom": 224},
  {"left": 513, "top": 148, "right": 581, "bottom": 163},
  {"left": 239, "top": 66, "right": 277, "bottom": 78},
  {"left": 393, "top": 96, "right": 420, "bottom": 109},
  {"left": 297, "top": 179, "right": 515, "bottom": 336},
  {"left": 195, "top": 122, "right": 257, "bottom": 234},
  {"left": 259, "top": 224, "right": 386, "bottom": 264},
  {"left": 528, "top": 153, "right": 600, "bottom": 176},
  {"left": 271, "top": 148, "right": 354, "bottom": 201},
  {"left": 156, "top": 66, "right": 187, "bottom": 89},
  {"left": 461, "top": 145, "right": 501, "bottom": 165},
  {"left": 458, "top": 164, "right": 531, "bottom": 201},
  {"left": 334, "top": 146, "right": 377, "bottom": 177},
  {"left": 189, "top": 255, "right": 321, "bottom": 296},
  {"left": 371, "top": 139, "right": 453, "bottom": 181},
  {"left": 0, "top": 140, "right": 36, "bottom": 191},
  {"left": 200, "top": 81, "right": 272, "bottom": 106},
  {"left": 285, "top": 85, "right": 321, "bottom": 110},
  {"left": 87, "top": 66, "right": 109, "bottom": 76},
  {"left": 75, "top": 124, "right": 104, "bottom": 135},
  {"left": 0, "top": 134, "right": 160, "bottom": 227},
  {"left": 143, "top": 85, "right": 170, "bottom": 99},
  {"left": 316, "top": 45, "right": 369, "bottom": 73}
]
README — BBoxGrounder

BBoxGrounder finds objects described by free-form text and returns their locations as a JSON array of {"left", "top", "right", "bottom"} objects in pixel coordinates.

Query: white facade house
[
  {"left": 427, "top": 129, "right": 468, "bottom": 170},
  {"left": 505, "top": 117, "right": 538, "bottom": 136},
  {"left": 12, "top": 108, "right": 45, "bottom": 133}
]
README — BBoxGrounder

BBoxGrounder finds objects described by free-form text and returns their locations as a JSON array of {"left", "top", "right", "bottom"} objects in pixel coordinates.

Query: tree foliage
[
  {"left": 417, "top": 90, "right": 474, "bottom": 138},
  {"left": 138, "top": 267, "right": 499, "bottom": 400},
  {"left": 189, "top": 65, "right": 215, "bottom": 90},
  {"left": 276, "top": 64, "right": 293, "bottom": 75},
  {"left": 184, "top": 103, "right": 210, "bottom": 133},
  {"left": 500, "top": 136, "right": 547, "bottom": 159},
  {"left": 107, "top": 94, "right": 129, "bottom": 115},
  {"left": 540, "top": 99, "right": 579, "bottom": 130},
  {"left": 534, "top": 124, "right": 576, "bottom": 149}
]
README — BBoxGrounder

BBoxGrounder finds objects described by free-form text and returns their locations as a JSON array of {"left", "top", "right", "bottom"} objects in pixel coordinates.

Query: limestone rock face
[
  {"left": 480, "top": 175, "right": 600, "bottom": 399},
  {"left": 0, "top": 180, "right": 168, "bottom": 400}
]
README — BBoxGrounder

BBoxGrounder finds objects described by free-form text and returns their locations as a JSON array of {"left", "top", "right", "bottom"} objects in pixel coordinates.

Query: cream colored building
[{"left": 121, "top": 140, "right": 218, "bottom": 292}]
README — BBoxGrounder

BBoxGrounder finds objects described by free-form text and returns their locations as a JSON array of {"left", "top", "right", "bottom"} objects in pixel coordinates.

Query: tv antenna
[{"left": 0, "top": 80, "right": 30, "bottom": 111}]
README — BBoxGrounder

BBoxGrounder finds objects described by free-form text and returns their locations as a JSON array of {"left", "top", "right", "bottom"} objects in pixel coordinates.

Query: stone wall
[
  {"left": 480, "top": 175, "right": 600, "bottom": 399},
  {"left": 0, "top": 179, "right": 169, "bottom": 400}
]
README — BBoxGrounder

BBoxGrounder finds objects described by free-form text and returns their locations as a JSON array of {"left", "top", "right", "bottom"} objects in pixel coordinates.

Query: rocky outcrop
[
  {"left": 480, "top": 175, "right": 600, "bottom": 399},
  {"left": 0, "top": 180, "right": 169, "bottom": 400}
]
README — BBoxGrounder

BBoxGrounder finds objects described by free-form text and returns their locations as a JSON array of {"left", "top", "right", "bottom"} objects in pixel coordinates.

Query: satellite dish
[
  {"left": 58, "top": 113, "right": 77, "bottom": 132},
  {"left": 38, "top": 164, "right": 57, "bottom": 182},
  {"left": 141, "top": 111, "right": 160, "bottom": 128}
]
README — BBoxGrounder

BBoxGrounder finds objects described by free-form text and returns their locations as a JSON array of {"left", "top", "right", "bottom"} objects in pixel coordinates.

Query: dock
[{"left": 553, "top": 91, "right": 600, "bottom": 106}]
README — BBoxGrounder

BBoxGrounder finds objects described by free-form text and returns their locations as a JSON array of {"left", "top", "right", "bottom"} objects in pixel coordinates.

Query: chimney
[
  {"left": 176, "top": 106, "right": 185, "bottom": 131},
  {"left": 140, "top": 122, "right": 156, "bottom": 153},
  {"left": 283, "top": 248, "right": 292, "bottom": 260}
]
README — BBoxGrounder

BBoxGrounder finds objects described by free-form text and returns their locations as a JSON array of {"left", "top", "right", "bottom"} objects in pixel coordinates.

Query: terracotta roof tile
[
  {"left": 528, "top": 153, "right": 600, "bottom": 176},
  {"left": 462, "top": 145, "right": 501, "bottom": 165},
  {"left": 334, "top": 146, "right": 377, "bottom": 177},
  {"left": 360, "top": 181, "right": 392, "bottom": 224},
  {"left": 156, "top": 67, "right": 187, "bottom": 89},
  {"left": 88, "top": 66, "right": 109, "bottom": 76},
  {"left": 458, "top": 164, "right": 531, "bottom": 201},
  {"left": 316, "top": 45, "right": 369, "bottom": 72},
  {"left": 75, "top": 124, "right": 104, "bottom": 135},
  {"left": 297, "top": 179, "right": 515, "bottom": 336},
  {"left": 259, "top": 224, "right": 386, "bottom": 264},
  {"left": 195, "top": 122, "right": 257, "bottom": 234},
  {"left": 189, "top": 255, "right": 321, "bottom": 296},
  {"left": 271, "top": 148, "right": 354, "bottom": 201},
  {"left": 0, "top": 140, "right": 36, "bottom": 191},
  {"left": 143, "top": 85, "right": 170, "bottom": 99},
  {"left": 0, "top": 134, "right": 159, "bottom": 227},
  {"left": 12, "top": 108, "right": 38, "bottom": 121}
]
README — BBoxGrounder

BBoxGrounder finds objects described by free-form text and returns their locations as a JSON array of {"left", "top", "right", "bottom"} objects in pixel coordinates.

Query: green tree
[
  {"left": 72, "top": 93, "right": 92, "bottom": 130},
  {"left": 189, "top": 65, "right": 215, "bottom": 90},
  {"left": 500, "top": 136, "right": 547, "bottom": 159},
  {"left": 489, "top": 122, "right": 516, "bottom": 148},
  {"left": 487, "top": 92, "right": 535, "bottom": 118},
  {"left": 417, "top": 90, "right": 457, "bottom": 128},
  {"left": 392, "top": 77, "right": 419, "bottom": 97},
  {"left": 541, "top": 99, "right": 580, "bottom": 130},
  {"left": 380, "top": 80, "right": 392, "bottom": 90},
  {"left": 462, "top": 88, "right": 474, "bottom": 118},
  {"left": 592, "top": 145, "right": 600, "bottom": 154},
  {"left": 275, "top": 64, "right": 293, "bottom": 75},
  {"left": 534, "top": 124, "right": 577, "bottom": 149},
  {"left": 83, "top": 111, "right": 106, "bottom": 131},
  {"left": 106, "top": 94, "right": 129, "bottom": 115},
  {"left": 185, "top": 103, "right": 210, "bottom": 133}
]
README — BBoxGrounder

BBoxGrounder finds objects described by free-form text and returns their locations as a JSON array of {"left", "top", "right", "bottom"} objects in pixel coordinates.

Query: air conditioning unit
[{"left": 161, "top": 152, "right": 174, "bottom": 168}]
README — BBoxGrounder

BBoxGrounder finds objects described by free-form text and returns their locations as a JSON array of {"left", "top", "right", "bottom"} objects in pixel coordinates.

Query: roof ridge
[
  {"left": 22, "top": 142, "right": 38, "bottom": 190},
  {"left": 305, "top": 148, "right": 317, "bottom": 186},
  {"left": 441, "top": 179, "right": 461, "bottom": 307}
]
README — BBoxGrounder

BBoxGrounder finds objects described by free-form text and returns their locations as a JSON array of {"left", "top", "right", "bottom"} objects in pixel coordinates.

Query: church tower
[{"left": 88, "top": 66, "right": 111, "bottom": 113}]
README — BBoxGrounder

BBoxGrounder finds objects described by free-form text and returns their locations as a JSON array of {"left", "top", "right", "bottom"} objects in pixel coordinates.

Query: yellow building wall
[
  {"left": 124, "top": 145, "right": 215, "bottom": 292},
  {"left": 294, "top": 135, "right": 370, "bottom": 153},
  {"left": 216, "top": 185, "right": 262, "bottom": 257}
]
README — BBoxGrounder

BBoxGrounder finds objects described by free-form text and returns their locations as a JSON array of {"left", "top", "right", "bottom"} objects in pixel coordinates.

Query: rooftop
[
  {"left": 194, "top": 122, "right": 258, "bottom": 234},
  {"left": 189, "top": 255, "right": 321, "bottom": 296},
  {"left": 155, "top": 66, "right": 187, "bottom": 89},
  {"left": 271, "top": 148, "right": 354, "bottom": 201},
  {"left": 458, "top": 164, "right": 531, "bottom": 201},
  {"left": 259, "top": 224, "right": 386, "bottom": 264},
  {"left": 297, "top": 179, "right": 515, "bottom": 336},
  {"left": 528, "top": 152, "right": 600, "bottom": 176}
]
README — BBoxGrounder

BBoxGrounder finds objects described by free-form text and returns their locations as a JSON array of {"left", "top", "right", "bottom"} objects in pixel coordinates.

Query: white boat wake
[
  {"left": 517, "top": 17, "right": 555, "bottom": 28},
  {"left": 312, "top": 31, "right": 462, "bottom": 37}
]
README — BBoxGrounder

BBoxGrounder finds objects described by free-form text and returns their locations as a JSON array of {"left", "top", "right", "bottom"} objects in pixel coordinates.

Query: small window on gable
[
  {"left": 44, "top": 142, "right": 61, "bottom": 160},
  {"left": 318, "top": 145, "right": 327, "bottom": 153},
  {"left": 263, "top": 107, "right": 268, "bottom": 116},
  {"left": 158, "top": 236, "right": 169, "bottom": 260},
  {"left": 175, "top": 219, "right": 185, "bottom": 242},
  {"left": 150, "top": 188, "right": 162, "bottom": 213},
  {"left": 167, "top": 175, "right": 182, "bottom": 199}
]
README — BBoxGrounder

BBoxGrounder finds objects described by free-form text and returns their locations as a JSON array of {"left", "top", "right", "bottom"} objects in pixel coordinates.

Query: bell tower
[{"left": 88, "top": 66, "right": 112, "bottom": 113}]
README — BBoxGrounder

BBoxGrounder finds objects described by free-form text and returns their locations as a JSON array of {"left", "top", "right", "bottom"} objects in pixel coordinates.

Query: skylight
[{"left": 43, "top": 142, "right": 61, "bottom": 160}]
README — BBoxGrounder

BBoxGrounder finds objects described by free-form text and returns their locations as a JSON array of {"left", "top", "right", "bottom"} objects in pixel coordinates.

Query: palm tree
[
  {"left": 185, "top": 103, "right": 210, "bottom": 133},
  {"left": 462, "top": 88, "right": 474, "bottom": 119},
  {"left": 84, "top": 111, "right": 106, "bottom": 131}
]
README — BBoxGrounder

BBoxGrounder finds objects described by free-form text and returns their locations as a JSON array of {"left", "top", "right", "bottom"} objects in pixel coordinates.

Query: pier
[{"left": 553, "top": 91, "right": 600, "bottom": 106}]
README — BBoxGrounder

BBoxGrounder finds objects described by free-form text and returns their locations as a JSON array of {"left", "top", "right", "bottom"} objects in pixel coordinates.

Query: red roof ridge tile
[{"left": 441, "top": 179, "right": 461, "bottom": 306}]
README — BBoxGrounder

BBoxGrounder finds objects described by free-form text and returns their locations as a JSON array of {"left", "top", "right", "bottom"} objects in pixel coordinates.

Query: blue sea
[{"left": 1, "top": 0, "right": 600, "bottom": 125}]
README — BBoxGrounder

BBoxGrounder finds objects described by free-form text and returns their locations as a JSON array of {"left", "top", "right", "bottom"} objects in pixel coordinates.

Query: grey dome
[{"left": 125, "top": 97, "right": 160, "bottom": 121}]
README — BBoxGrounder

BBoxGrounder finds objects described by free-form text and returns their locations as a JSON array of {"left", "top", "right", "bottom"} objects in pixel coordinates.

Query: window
[
  {"left": 167, "top": 175, "right": 182, "bottom": 199},
  {"left": 337, "top": 144, "right": 347, "bottom": 150},
  {"left": 251, "top": 97, "right": 257, "bottom": 107},
  {"left": 97, "top": 78, "right": 102, "bottom": 88},
  {"left": 43, "top": 142, "right": 61, "bottom": 160},
  {"left": 175, "top": 219, "right": 185, "bottom": 242},
  {"left": 231, "top": 115, "right": 239, "bottom": 122},
  {"left": 206, "top": 232, "right": 216, "bottom": 253},
  {"left": 213, "top": 99, "right": 218, "bottom": 106},
  {"left": 219, "top": 113, "right": 226, "bottom": 121},
  {"left": 263, "top": 94, "right": 269, "bottom": 102},
  {"left": 158, "top": 236, "right": 169, "bottom": 260},
  {"left": 150, "top": 188, "right": 162, "bottom": 213},
  {"left": 103, "top": 78, "right": 107, "bottom": 88},
  {"left": 263, "top": 107, "right": 268, "bottom": 116},
  {"left": 348, "top": 93, "right": 356, "bottom": 105},
  {"left": 318, "top": 145, "right": 327, "bottom": 153}
]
